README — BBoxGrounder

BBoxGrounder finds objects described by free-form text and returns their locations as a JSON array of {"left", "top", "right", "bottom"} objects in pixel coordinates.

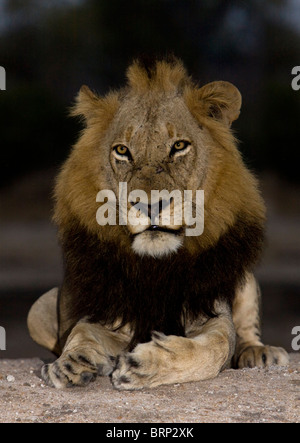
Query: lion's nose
[{"left": 129, "top": 198, "right": 172, "bottom": 220}]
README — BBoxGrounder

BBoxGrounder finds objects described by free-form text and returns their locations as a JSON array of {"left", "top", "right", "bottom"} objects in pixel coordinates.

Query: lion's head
[{"left": 54, "top": 57, "right": 265, "bottom": 259}]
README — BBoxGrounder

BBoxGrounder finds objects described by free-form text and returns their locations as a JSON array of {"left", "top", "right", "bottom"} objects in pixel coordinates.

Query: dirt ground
[{"left": 0, "top": 354, "right": 299, "bottom": 423}]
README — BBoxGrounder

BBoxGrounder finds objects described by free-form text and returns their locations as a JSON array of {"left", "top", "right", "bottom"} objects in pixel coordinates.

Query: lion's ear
[
  {"left": 197, "top": 81, "right": 242, "bottom": 127},
  {"left": 70, "top": 85, "right": 101, "bottom": 121}
]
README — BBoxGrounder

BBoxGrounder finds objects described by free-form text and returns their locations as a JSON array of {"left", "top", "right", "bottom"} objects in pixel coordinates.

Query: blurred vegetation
[{"left": 0, "top": 0, "right": 300, "bottom": 186}]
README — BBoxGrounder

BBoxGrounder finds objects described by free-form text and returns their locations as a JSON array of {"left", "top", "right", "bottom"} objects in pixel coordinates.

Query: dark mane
[{"left": 58, "top": 215, "right": 264, "bottom": 350}]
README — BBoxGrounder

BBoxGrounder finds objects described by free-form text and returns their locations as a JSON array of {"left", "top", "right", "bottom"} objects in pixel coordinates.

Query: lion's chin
[{"left": 131, "top": 230, "right": 183, "bottom": 258}]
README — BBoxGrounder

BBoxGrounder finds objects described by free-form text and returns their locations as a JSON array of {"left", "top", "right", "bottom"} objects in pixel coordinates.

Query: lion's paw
[
  {"left": 41, "top": 349, "right": 114, "bottom": 388},
  {"left": 110, "top": 353, "right": 146, "bottom": 391},
  {"left": 111, "top": 332, "right": 192, "bottom": 390},
  {"left": 236, "top": 345, "right": 289, "bottom": 369}
]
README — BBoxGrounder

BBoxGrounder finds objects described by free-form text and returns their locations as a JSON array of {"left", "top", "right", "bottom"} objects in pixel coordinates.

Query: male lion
[{"left": 28, "top": 57, "right": 289, "bottom": 389}]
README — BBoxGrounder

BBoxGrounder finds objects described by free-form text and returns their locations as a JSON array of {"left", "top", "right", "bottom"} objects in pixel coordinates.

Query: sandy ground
[{"left": 0, "top": 354, "right": 299, "bottom": 423}]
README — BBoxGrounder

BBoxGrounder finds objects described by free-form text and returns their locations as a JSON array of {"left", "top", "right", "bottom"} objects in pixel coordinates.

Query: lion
[{"left": 27, "top": 57, "right": 289, "bottom": 390}]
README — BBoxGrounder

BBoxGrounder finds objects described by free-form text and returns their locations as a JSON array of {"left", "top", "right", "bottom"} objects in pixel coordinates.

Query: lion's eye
[
  {"left": 113, "top": 145, "right": 132, "bottom": 160},
  {"left": 174, "top": 141, "right": 186, "bottom": 150},
  {"left": 115, "top": 145, "right": 128, "bottom": 155},
  {"left": 170, "top": 140, "right": 191, "bottom": 157}
]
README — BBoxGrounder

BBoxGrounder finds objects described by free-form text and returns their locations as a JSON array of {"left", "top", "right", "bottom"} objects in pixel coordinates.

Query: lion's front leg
[
  {"left": 42, "top": 321, "right": 129, "bottom": 389},
  {"left": 232, "top": 273, "right": 289, "bottom": 369},
  {"left": 111, "top": 304, "right": 236, "bottom": 390}
]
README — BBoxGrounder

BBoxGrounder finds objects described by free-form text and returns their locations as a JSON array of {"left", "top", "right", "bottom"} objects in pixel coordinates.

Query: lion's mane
[{"left": 54, "top": 57, "right": 265, "bottom": 350}]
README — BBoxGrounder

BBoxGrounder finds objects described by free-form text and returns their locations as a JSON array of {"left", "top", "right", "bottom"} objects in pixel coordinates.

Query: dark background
[{"left": 0, "top": 0, "right": 299, "bottom": 359}]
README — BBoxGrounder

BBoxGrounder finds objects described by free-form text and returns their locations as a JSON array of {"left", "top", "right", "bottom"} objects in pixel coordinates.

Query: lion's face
[
  {"left": 102, "top": 93, "right": 208, "bottom": 257},
  {"left": 56, "top": 59, "right": 265, "bottom": 260}
]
